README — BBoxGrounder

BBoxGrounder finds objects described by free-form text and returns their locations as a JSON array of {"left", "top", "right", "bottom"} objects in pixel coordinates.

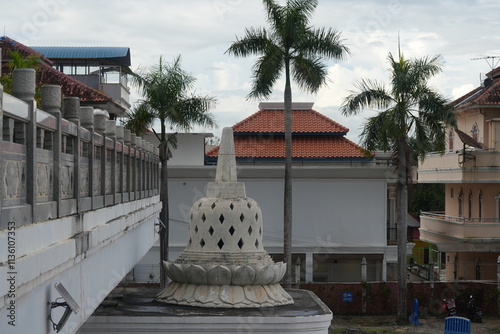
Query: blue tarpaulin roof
[{"left": 30, "top": 46, "right": 131, "bottom": 66}]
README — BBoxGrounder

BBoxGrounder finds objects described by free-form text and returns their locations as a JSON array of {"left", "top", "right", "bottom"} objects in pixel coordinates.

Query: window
[
  {"left": 450, "top": 187, "right": 454, "bottom": 198},
  {"left": 471, "top": 123, "right": 479, "bottom": 142},
  {"left": 478, "top": 191, "right": 483, "bottom": 221},
  {"left": 458, "top": 189, "right": 464, "bottom": 217},
  {"left": 468, "top": 190, "right": 473, "bottom": 219},
  {"left": 475, "top": 259, "right": 481, "bottom": 280}
]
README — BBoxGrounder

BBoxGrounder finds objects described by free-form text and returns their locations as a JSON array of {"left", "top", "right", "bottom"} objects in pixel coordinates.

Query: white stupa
[{"left": 156, "top": 127, "right": 293, "bottom": 308}]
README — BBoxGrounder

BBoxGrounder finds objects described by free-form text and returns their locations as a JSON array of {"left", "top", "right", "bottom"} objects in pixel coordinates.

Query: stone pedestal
[{"left": 77, "top": 288, "right": 332, "bottom": 334}]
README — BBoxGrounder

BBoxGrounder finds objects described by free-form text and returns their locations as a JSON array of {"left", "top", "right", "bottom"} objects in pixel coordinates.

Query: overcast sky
[{"left": 2, "top": 0, "right": 500, "bottom": 142}]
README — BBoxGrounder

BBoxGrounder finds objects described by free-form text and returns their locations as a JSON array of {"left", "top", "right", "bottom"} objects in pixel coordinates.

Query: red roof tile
[
  {"left": 453, "top": 74, "right": 500, "bottom": 110},
  {"left": 233, "top": 108, "right": 348, "bottom": 134},
  {"left": 207, "top": 106, "right": 369, "bottom": 160},
  {"left": 206, "top": 135, "right": 368, "bottom": 159}
]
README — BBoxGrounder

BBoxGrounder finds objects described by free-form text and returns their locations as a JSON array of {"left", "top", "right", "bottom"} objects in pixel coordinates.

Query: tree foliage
[
  {"left": 226, "top": 0, "right": 349, "bottom": 288},
  {"left": 341, "top": 50, "right": 455, "bottom": 323}
]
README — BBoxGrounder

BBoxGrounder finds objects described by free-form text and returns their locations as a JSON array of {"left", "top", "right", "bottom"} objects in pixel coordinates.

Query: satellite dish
[{"left": 455, "top": 129, "right": 482, "bottom": 149}]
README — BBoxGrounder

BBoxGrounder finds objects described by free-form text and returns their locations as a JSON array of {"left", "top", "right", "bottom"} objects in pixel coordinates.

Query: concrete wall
[
  {"left": 143, "top": 133, "right": 210, "bottom": 166},
  {"left": 0, "top": 69, "right": 162, "bottom": 334},
  {"left": 134, "top": 164, "right": 399, "bottom": 283}
]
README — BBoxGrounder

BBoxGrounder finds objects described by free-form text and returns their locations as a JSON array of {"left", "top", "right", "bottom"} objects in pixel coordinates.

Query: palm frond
[
  {"left": 248, "top": 48, "right": 284, "bottom": 100},
  {"left": 341, "top": 79, "right": 392, "bottom": 116},
  {"left": 123, "top": 102, "right": 156, "bottom": 137},
  {"left": 291, "top": 56, "right": 327, "bottom": 93},
  {"left": 300, "top": 27, "right": 350, "bottom": 60},
  {"left": 225, "top": 27, "right": 271, "bottom": 57}
]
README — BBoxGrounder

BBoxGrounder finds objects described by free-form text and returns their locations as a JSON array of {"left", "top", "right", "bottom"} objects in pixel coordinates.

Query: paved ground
[{"left": 330, "top": 315, "right": 500, "bottom": 333}]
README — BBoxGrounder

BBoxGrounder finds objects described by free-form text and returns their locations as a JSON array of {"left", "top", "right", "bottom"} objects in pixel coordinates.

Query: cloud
[{"left": 2, "top": 0, "right": 500, "bottom": 144}]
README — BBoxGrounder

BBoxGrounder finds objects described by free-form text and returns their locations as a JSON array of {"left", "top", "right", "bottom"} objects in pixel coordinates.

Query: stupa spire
[{"left": 156, "top": 127, "right": 293, "bottom": 308}]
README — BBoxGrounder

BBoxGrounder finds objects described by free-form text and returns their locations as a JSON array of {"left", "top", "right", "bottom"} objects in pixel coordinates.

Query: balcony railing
[
  {"left": 1, "top": 69, "right": 160, "bottom": 230},
  {"left": 420, "top": 211, "right": 500, "bottom": 239}
]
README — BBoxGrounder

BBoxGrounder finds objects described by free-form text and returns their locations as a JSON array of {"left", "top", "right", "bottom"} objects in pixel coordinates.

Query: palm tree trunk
[
  {"left": 396, "top": 138, "right": 408, "bottom": 323},
  {"left": 283, "top": 60, "right": 293, "bottom": 289},
  {"left": 159, "top": 142, "right": 169, "bottom": 288}
]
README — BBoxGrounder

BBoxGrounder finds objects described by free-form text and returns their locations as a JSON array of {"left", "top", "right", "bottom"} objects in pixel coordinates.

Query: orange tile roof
[
  {"left": 206, "top": 107, "right": 370, "bottom": 161},
  {"left": 233, "top": 108, "right": 348, "bottom": 134},
  {"left": 206, "top": 135, "right": 369, "bottom": 159},
  {"left": 453, "top": 75, "right": 500, "bottom": 110}
]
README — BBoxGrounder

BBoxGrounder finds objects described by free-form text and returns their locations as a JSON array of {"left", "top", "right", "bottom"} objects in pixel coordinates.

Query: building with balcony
[
  {"left": 30, "top": 45, "right": 131, "bottom": 114},
  {"left": 134, "top": 102, "right": 408, "bottom": 284},
  {"left": 0, "top": 36, "right": 127, "bottom": 118},
  {"left": 418, "top": 67, "right": 500, "bottom": 281}
]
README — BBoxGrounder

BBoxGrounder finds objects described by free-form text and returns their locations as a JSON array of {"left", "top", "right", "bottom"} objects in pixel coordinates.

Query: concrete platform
[{"left": 77, "top": 287, "right": 332, "bottom": 333}]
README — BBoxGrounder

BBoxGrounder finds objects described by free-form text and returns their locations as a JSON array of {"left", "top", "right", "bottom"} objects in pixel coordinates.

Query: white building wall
[
  {"left": 134, "top": 165, "right": 398, "bottom": 283},
  {"left": 0, "top": 197, "right": 161, "bottom": 334},
  {"left": 143, "top": 133, "right": 210, "bottom": 166}
]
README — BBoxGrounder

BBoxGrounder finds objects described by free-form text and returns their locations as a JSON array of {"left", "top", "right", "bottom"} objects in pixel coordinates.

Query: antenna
[{"left": 471, "top": 56, "right": 500, "bottom": 70}]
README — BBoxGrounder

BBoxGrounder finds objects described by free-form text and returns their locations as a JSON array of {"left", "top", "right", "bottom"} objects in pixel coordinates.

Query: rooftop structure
[
  {"left": 206, "top": 102, "right": 370, "bottom": 163},
  {"left": 0, "top": 37, "right": 128, "bottom": 117}
]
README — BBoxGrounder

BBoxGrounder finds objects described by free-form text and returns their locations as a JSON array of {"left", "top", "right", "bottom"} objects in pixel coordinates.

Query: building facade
[
  {"left": 134, "top": 102, "right": 408, "bottom": 284},
  {"left": 418, "top": 67, "right": 500, "bottom": 281}
]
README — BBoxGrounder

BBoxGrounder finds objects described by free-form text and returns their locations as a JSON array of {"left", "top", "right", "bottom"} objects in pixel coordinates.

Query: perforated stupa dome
[{"left": 156, "top": 127, "right": 293, "bottom": 308}]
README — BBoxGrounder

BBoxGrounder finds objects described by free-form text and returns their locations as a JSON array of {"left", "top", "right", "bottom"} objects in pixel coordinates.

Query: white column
[{"left": 306, "top": 252, "right": 313, "bottom": 283}]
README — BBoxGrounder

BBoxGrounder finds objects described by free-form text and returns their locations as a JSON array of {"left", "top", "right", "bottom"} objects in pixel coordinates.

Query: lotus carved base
[{"left": 156, "top": 282, "right": 293, "bottom": 308}]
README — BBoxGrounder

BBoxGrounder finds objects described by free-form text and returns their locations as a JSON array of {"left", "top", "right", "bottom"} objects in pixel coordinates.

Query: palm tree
[
  {"left": 341, "top": 51, "right": 456, "bottom": 323},
  {"left": 131, "top": 55, "right": 217, "bottom": 288},
  {"left": 123, "top": 103, "right": 156, "bottom": 137},
  {"left": 225, "top": 0, "right": 349, "bottom": 288}
]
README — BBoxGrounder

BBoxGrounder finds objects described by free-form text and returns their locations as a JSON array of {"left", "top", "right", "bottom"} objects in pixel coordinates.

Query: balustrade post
[
  {"left": 80, "top": 106, "right": 95, "bottom": 210},
  {"left": 142, "top": 139, "right": 148, "bottom": 196},
  {"left": 136, "top": 137, "right": 143, "bottom": 199},
  {"left": 94, "top": 109, "right": 108, "bottom": 208},
  {"left": 41, "top": 85, "right": 62, "bottom": 218},
  {"left": 130, "top": 133, "right": 136, "bottom": 201},
  {"left": 124, "top": 129, "right": 131, "bottom": 202},
  {"left": 12, "top": 69, "right": 36, "bottom": 219},
  {"left": 116, "top": 125, "right": 125, "bottom": 203},
  {"left": 63, "top": 97, "right": 81, "bottom": 213},
  {"left": 146, "top": 142, "right": 152, "bottom": 196},
  {"left": 106, "top": 120, "right": 116, "bottom": 206}
]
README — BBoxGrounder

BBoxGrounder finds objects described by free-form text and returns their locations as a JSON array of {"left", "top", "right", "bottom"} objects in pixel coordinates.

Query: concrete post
[
  {"left": 94, "top": 109, "right": 108, "bottom": 134},
  {"left": 130, "top": 133, "right": 136, "bottom": 200},
  {"left": 80, "top": 106, "right": 94, "bottom": 131},
  {"left": 94, "top": 109, "right": 108, "bottom": 204},
  {"left": 80, "top": 106, "right": 94, "bottom": 209},
  {"left": 124, "top": 129, "right": 131, "bottom": 197},
  {"left": 305, "top": 252, "right": 313, "bottom": 283},
  {"left": 41, "top": 85, "right": 62, "bottom": 217},
  {"left": 106, "top": 120, "right": 116, "bottom": 206},
  {"left": 62, "top": 97, "right": 80, "bottom": 124},
  {"left": 361, "top": 257, "right": 367, "bottom": 314},
  {"left": 429, "top": 258, "right": 435, "bottom": 315},
  {"left": 116, "top": 125, "right": 125, "bottom": 198},
  {"left": 136, "top": 137, "right": 143, "bottom": 198},
  {"left": 12, "top": 69, "right": 36, "bottom": 216},
  {"left": 361, "top": 257, "right": 367, "bottom": 282},
  {"left": 63, "top": 97, "right": 81, "bottom": 213}
]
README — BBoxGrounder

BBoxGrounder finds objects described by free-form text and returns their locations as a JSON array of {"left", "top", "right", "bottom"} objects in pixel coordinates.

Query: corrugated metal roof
[{"left": 30, "top": 46, "right": 131, "bottom": 66}]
